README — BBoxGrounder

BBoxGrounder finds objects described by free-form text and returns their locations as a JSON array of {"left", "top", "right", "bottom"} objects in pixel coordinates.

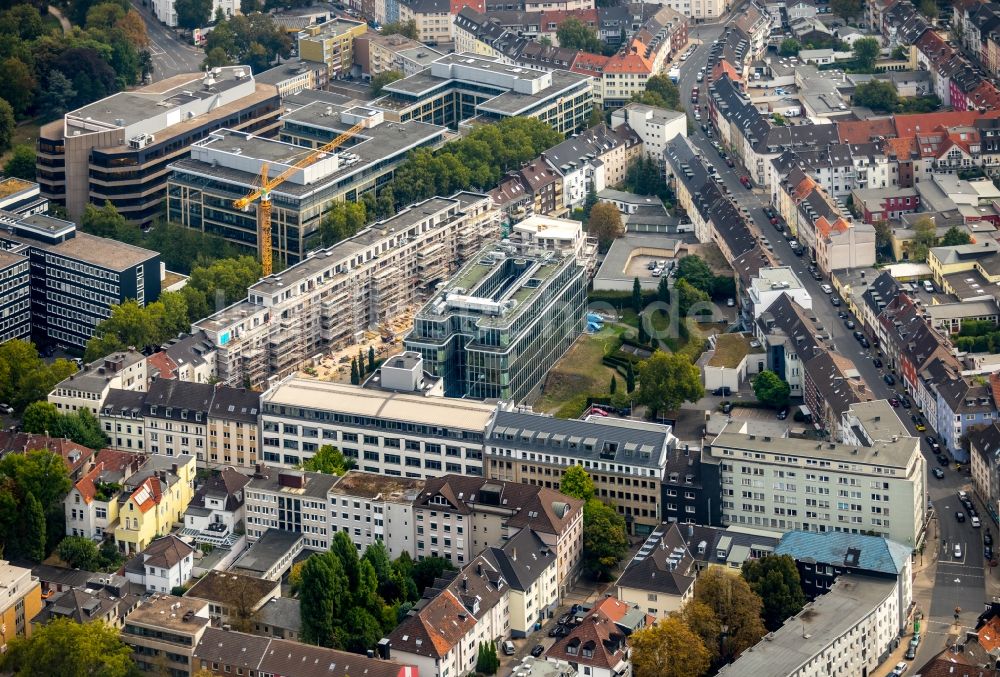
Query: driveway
[{"left": 128, "top": 0, "right": 206, "bottom": 81}]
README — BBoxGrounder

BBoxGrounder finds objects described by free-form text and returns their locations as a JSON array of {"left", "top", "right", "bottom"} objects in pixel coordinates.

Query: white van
[
  {"left": 502, "top": 641, "right": 515, "bottom": 656},
  {"left": 923, "top": 279, "right": 935, "bottom": 293}
]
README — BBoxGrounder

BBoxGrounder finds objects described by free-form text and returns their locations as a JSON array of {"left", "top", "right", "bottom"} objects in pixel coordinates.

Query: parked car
[
  {"left": 777, "top": 406, "right": 789, "bottom": 420},
  {"left": 892, "top": 661, "right": 909, "bottom": 676},
  {"left": 821, "top": 284, "right": 833, "bottom": 294},
  {"left": 713, "top": 386, "right": 732, "bottom": 396},
  {"left": 0, "top": 403, "right": 13, "bottom": 415},
  {"left": 901, "top": 398, "right": 911, "bottom": 409},
  {"left": 811, "top": 270, "right": 822, "bottom": 281},
  {"left": 955, "top": 543, "right": 963, "bottom": 558},
  {"left": 531, "top": 645, "right": 545, "bottom": 658},
  {"left": 873, "top": 357, "right": 883, "bottom": 368},
  {"left": 889, "top": 398, "right": 900, "bottom": 407},
  {"left": 722, "top": 401, "right": 733, "bottom": 413},
  {"left": 986, "top": 545, "right": 994, "bottom": 560},
  {"left": 726, "top": 157, "right": 735, "bottom": 167},
  {"left": 859, "top": 337, "right": 871, "bottom": 349},
  {"left": 884, "top": 374, "right": 896, "bottom": 385},
  {"left": 838, "top": 310, "right": 849, "bottom": 319},
  {"left": 915, "top": 421, "right": 926, "bottom": 431},
  {"left": 956, "top": 511, "right": 966, "bottom": 522},
  {"left": 740, "top": 175, "right": 753, "bottom": 189},
  {"left": 973, "top": 516, "right": 982, "bottom": 528},
  {"left": 933, "top": 467, "right": 945, "bottom": 479},
  {"left": 938, "top": 454, "right": 950, "bottom": 466},
  {"left": 502, "top": 641, "right": 516, "bottom": 656},
  {"left": 830, "top": 296, "right": 841, "bottom": 307}
]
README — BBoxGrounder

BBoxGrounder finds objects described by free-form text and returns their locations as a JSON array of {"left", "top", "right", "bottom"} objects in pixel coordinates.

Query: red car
[{"left": 740, "top": 176, "right": 752, "bottom": 189}]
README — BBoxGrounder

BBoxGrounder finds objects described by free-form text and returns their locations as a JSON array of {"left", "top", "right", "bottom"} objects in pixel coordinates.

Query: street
[
  {"left": 677, "top": 31, "right": 991, "bottom": 668},
  {"left": 128, "top": 0, "right": 206, "bottom": 81}
]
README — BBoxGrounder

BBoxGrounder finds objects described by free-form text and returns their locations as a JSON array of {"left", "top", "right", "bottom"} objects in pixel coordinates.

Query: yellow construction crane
[{"left": 233, "top": 120, "right": 367, "bottom": 276}]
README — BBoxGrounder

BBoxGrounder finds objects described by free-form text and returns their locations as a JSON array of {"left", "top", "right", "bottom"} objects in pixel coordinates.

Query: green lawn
[{"left": 535, "top": 333, "right": 621, "bottom": 416}]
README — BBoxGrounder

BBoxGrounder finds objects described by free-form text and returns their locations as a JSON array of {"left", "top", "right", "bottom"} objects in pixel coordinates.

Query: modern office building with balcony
[
  {"left": 193, "top": 192, "right": 498, "bottom": 388},
  {"left": 36, "top": 67, "right": 281, "bottom": 227},
  {"left": 404, "top": 215, "right": 592, "bottom": 401}
]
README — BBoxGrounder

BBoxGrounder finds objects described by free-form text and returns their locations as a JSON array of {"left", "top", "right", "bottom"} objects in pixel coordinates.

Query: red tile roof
[
  {"left": 604, "top": 49, "right": 653, "bottom": 74},
  {"left": 0, "top": 432, "right": 96, "bottom": 477},
  {"left": 836, "top": 118, "right": 895, "bottom": 144},
  {"left": 74, "top": 449, "right": 147, "bottom": 504},
  {"left": 146, "top": 351, "right": 177, "bottom": 380},
  {"left": 542, "top": 8, "right": 597, "bottom": 29},
  {"left": 571, "top": 51, "right": 610, "bottom": 76}
]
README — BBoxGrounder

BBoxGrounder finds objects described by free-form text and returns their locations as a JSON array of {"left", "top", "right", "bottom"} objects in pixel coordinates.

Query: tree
[
  {"left": 852, "top": 37, "right": 881, "bottom": 72},
  {"left": 22, "top": 401, "right": 61, "bottom": 436},
  {"left": 476, "top": 642, "right": 500, "bottom": 675},
  {"left": 301, "top": 444, "right": 355, "bottom": 476},
  {"left": 319, "top": 200, "right": 367, "bottom": 247},
  {"left": 557, "top": 17, "right": 602, "bottom": 53},
  {"left": 57, "top": 535, "right": 102, "bottom": 570},
  {"left": 631, "top": 616, "right": 710, "bottom": 677},
  {"left": 0, "top": 98, "right": 14, "bottom": 153},
  {"left": 624, "top": 156, "right": 664, "bottom": 197},
  {"left": 1, "top": 618, "right": 134, "bottom": 677},
  {"left": 587, "top": 202, "right": 624, "bottom": 253},
  {"left": 919, "top": 0, "right": 938, "bottom": 19},
  {"left": 676, "top": 601, "right": 723, "bottom": 666},
  {"left": 831, "top": 0, "right": 863, "bottom": 22},
  {"left": 175, "top": 0, "right": 212, "bottom": 29},
  {"left": 582, "top": 498, "right": 628, "bottom": 580},
  {"left": 911, "top": 216, "right": 937, "bottom": 262},
  {"left": 381, "top": 19, "right": 417, "bottom": 39},
  {"left": 779, "top": 38, "right": 801, "bottom": 56},
  {"left": 350, "top": 358, "right": 359, "bottom": 385},
  {"left": 39, "top": 71, "right": 78, "bottom": 122},
  {"left": 116, "top": 9, "right": 150, "bottom": 49},
  {"left": 583, "top": 185, "right": 599, "bottom": 219},
  {"left": 742, "top": 555, "right": 807, "bottom": 631},
  {"left": 58, "top": 409, "right": 110, "bottom": 450},
  {"left": 626, "top": 360, "right": 636, "bottom": 393},
  {"left": 633, "top": 74, "right": 681, "bottom": 110},
  {"left": 676, "top": 278, "right": 710, "bottom": 316},
  {"left": 0, "top": 5, "right": 44, "bottom": 41},
  {"left": 0, "top": 58, "right": 35, "bottom": 116},
  {"left": 300, "top": 553, "right": 348, "bottom": 647},
  {"left": 0, "top": 340, "right": 77, "bottom": 412},
  {"left": 411, "top": 556, "right": 454, "bottom": 594},
  {"left": 941, "top": 226, "right": 972, "bottom": 246},
  {"left": 752, "top": 370, "right": 791, "bottom": 408},
  {"left": 560, "top": 465, "right": 595, "bottom": 501},
  {"left": 370, "top": 69, "right": 403, "bottom": 96},
  {"left": 3, "top": 145, "right": 35, "bottom": 180},
  {"left": 632, "top": 277, "right": 643, "bottom": 315},
  {"left": 657, "top": 275, "right": 670, "bottom": 305},
  {"left": 637, "top": 350, "right": 704, "bottom": 418},
  {"left": 694, "top": 568, "right": 766, "bottom": 662},
  {"left": 610, "top": 374, "right": 617, "bottom": 395},
  {"left": 873, "top": 219, "right": 893, "bottom": 260},
  {"left": 853, "top": 79, "right": 897, "bottom": 112},
  {"left": 675, "top": 255, "right": 715, "bottom": 294},
  {"left": 368, "top": 345, "right": 376, "bottom": 373},
  {"left": 22, "top": 491, "right": 46, "bottom": 561}
]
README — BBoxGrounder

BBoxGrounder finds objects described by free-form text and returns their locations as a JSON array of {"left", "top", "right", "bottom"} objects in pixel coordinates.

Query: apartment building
[
  {"left": 151, "top": 0, "right": 237, "bottom": 26},
  {"left": 405, "top": 216, "right": 591, "bottom": 401},
  {"left": 114, "top": 454, "right": 197, "bottom": 555},
  {"left": 386, "top": 551, "right": 511, "bottom": 677},
  {"left": 244, "top": 465, "right": 341, "bottom": 551},
  {"left": 354, "top": 32, "right": 444, "bottom": 78},
  {"left": 260, "top": 375, "right": 496, "bottom": 472},
  {"left": 168, "top": 107, "right": 447, "bottom": 267},
  {"left": 122, "top": 595, "right": 212, "bottom": 675},
  {"left": 378, "top": 54, "right": 594, "bottom": 135},
  {"left": 37, "top": 67, "right": 281, "bottom": 227},
  {"left": 0, "top": 213, "right": 161, "bottom": 351},
  {"left": 545, "top": 596, "right": 652, "bottom": 677},
  {"left": 180, "top": 467, "right": 249, "bottom": 548},
  {"left": 489, "top": 527, "right": 560, "bottom": 637},
  {"left": 611, "top": 103, "right": 687, "bottom": 167},
  {"left": 486, "top": 411, "right": 673, "bottom": 536},
  {"left": 193, "top": 192, "right": 498, "bottom": 389},
  {"left": 615, "top": 522, "right": 696, "bottom": 617},
  {"left": 65, "top": 449, "right": 145, "bottom": 540},
  {"left": 703, "top": 420, "right": 927, "bottom": 548},
  {"left": 124, "top": 534, "right": 194, "bottom": 594},
  {"left": 413, "top": 475, "right": 584, "bottom": 588},
  {"left": 50, "top": 350, "right": 148, "bottom": 415},
  {"left": 328, "top": 472, "right": 424, "bottom": 558},
  {"left": 397, "top": 0, "right": 464, "bottom": 44},
  {"left": 0, "top": 249, "right": 29, "bottom": 345},
  {"left": 541, "top": 125, "right": 643, "bottom": 210},
  {"left": 297, "top": 18, "right": 368, "bottom": 79},
  {"left": 0, "top": 561, "right": 42, "bottom": 647}
]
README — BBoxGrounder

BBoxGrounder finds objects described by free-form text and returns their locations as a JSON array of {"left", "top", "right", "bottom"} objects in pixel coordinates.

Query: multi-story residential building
[
  {"left": 412, "top": 475, "right": 584, "bottom": 588},
  {"left": 254, "top": 60, "right": 325, "bottom": 98},
  {"left": 0, "top": 177, "right": 48, "bottom": 217},
  {"left": 50, "top": 350, "right": 147, "bottom": 415},
  {"left": 244, "top": 465, "right": 342, "bottom": 551},
  {"left": 488, "top": 527, "right": 560, "bottom": 637},
  {"left": 185, "top": 571, "right": 279, "bottom": 626},
  {"left": 486, "top": 411, "right": 673, "bottom": 536},
  {"left": 615, "top": 522, "right": 696, "bottom": 618},
  {"left": 354, "top": 32, "right": 444, "bottom": 78},
  {"left": 100, "top": 390, "right": 147, "bottom": 452},
  {"left": 0, "top": 213, "right": 161, "bottom": 351},
  {"left": 747, "top": 267, "right": 811, "bottom": 320},
  {"left": 123, "top": 534, "right": 194, "bottom": 594},
  {"left": 122, "top": 595, "right": 212, "bottom": 675},
  {"left": 37, "top": 67, "right": 281, "bottom": 227},
  {"left": 0, "top": 249, "right": 30, "bottom": 345},
  {"left": 114, "top": 454, "right": 197, "bottom": 555},
  {"left": 545, "top": 596, "right": 652, "bottom": 677},
  {"left": 972, "top": 421, "right": 1000, "bottom": 524},
  {"left": 803, "top": 352, "right": 871, "bottom": 437},
  {"left": 774, "top": 530, "right": 914, "bottom": 632},
  {"left": 0, "top": 561, "right": 42, "bottom": 647},
  {"left": 703, "top": 419, "right": 927, "bottom": 548},
  {"left": 541, "top": 125, "right": 642, "bottom": 210},
  {"left": 193, "top": 192, "right": 498, "bottom": 389},
  {"left": 65, "top": 449, "right": 145, "bottom": 540},
  {"left": 179, "top": 467, "right": 250, "bottom": 548},
  {"left": 397, "top": 0, "right": 453, "bottom": 44},
  {"left": 718, "top": 575, "right": 900, "bottom": 677},
  {"left": 385, "top": 551, "right": 511, "bottom": 677},
  {"left": 328, "top": 472, "right": 425, "bottom": 558},
  {"left": 32, "top": 585, "right": 140, "bottom": 629},
  {"left": 377, "top": 54, "right": 594, "bottom": 136},
  {"left": 611, "top": 103, "right": 687, "bottom": 168},
  {"left": 168, "top": 107, "right": 447, "bottom": 267},
  {"left": 297, "top": 18, "right": 368, "bottom": 79},
  {"left": 755, "top": 294, "right": 828, "bottom": 396},
  {"left": 259, "top": 375, "right": 496, "bottom": 471},
  {"left": 405, "top": 216, "right": 592, "bottom": 401},
  {"left": 150, "top": 0, "right": 236, "bottom": 26},
  {"left": 148, "top": 331, "right": 218, "bottom": 385},
  {"left": 661, "top": 443, "right": 722, "bottom": 526}
]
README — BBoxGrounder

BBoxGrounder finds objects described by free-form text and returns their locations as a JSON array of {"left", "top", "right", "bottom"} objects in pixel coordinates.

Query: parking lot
[{"left": 624, "top": 255, "right": 675, "bottom": 281}]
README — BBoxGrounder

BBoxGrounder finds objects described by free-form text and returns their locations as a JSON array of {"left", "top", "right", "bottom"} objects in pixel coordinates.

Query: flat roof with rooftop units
[{"left": 329, "top": 470, "right": 425, "bottom": 500}]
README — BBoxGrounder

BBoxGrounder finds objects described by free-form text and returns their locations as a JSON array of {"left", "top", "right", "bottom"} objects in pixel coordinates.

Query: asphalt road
[
  {"left": 129, "top": 0, "right": 206, "bottom": 81},
  {"left": 679, "top": 30, "right": 990, "bottom": 666}
]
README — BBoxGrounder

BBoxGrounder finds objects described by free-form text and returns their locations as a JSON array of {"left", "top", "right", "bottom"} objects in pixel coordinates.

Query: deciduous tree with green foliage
[
  {"left": 57, "top": 535, "right": 102, "bottom": 570},
  {"left": 0, "top": 99, "right": 15, "bottom": 153},
  {"left": 779, "top": 38, "right": 801, "bottom": 56},
  {"left": 582, "top": 497, "right": 628, "bottom": 580},
  {"left": 632, "top": 74, "right": 682, "bottom": 110},
  {"left": 852, "top": 37, "right": 881, "bottom": 72},
  {"left": 637, "top": 350, "right": 705, "bottom": 418},
  {"left": 380, "top": 19, "right": 418, "bottom": 39},
  {"left": 631, "top": 616, "right": 710, "bottom": 677},
  {"left": 675, "top": 278, "right": 710, "bottom": 316},
  {"left": 831, "top": 0, "right": 863, "bottom": 22},
  {"left": 3, "top": 145, "right": 35, "bottom": 180},
  {"left": 301, "top": 445, "right": 356, "bottom": 476},
  {"left": 941, "top": 226, "right": 972, "bottom": 246},
  {"left": 560, "top": 465, "right": 596, "bottom": 501},
  {"left": 370, "top": 69, "right": 403, "bottom": 96},
  {"left": 319, "top": 200, "right": 368, "bottom": 247},
  {"left": 587, "top": 202, "right": 624, "bottom": 253},
  {"left": 911, "top": 216, "right": 937, "bottom": 262},
  {"left": 853, "top": 79, "right": 897, "bottom": 112},
  {"left": 22, "top": 491, "right": 46, "bottom": 561},
  {"left": 752, "top": 370, "right": 791, "bottom": 408},
  {"left": 1, "top": 617, "right": 135, "bottom": 677},
  {"left": 557, "top": 17, "right": 602, "bottom": 53},
  {"left": 175, "top": 0, "right": 213, "bottom": 29},
  {"left": 0, "top": 340, "right": 76, "bottom": 412},
  {"left": 741, "top": 554, "right": 807, "bottom": 631},
  {"left": 0, "top": 448, "right": 72, "bottom": 557}
]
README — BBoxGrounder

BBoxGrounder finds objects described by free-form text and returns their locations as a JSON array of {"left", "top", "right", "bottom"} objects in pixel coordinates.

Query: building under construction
[
  {"left": 193, "top": 192, "right": 499, "bottom": 388},
  {"left": 166, "top": 104, "right": 448, "bottom": 266}
]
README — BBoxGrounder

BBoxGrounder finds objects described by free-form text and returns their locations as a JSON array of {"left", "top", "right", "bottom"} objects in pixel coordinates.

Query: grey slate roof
[
  {"left": 487, "top": 528, "right": 554, "bottom": 592},
  {"left": 774, "top": 530, "right": 910, "bottom": 575},
  {"left": 615, "top": 522, "right": 696, "bottom": 596}
]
